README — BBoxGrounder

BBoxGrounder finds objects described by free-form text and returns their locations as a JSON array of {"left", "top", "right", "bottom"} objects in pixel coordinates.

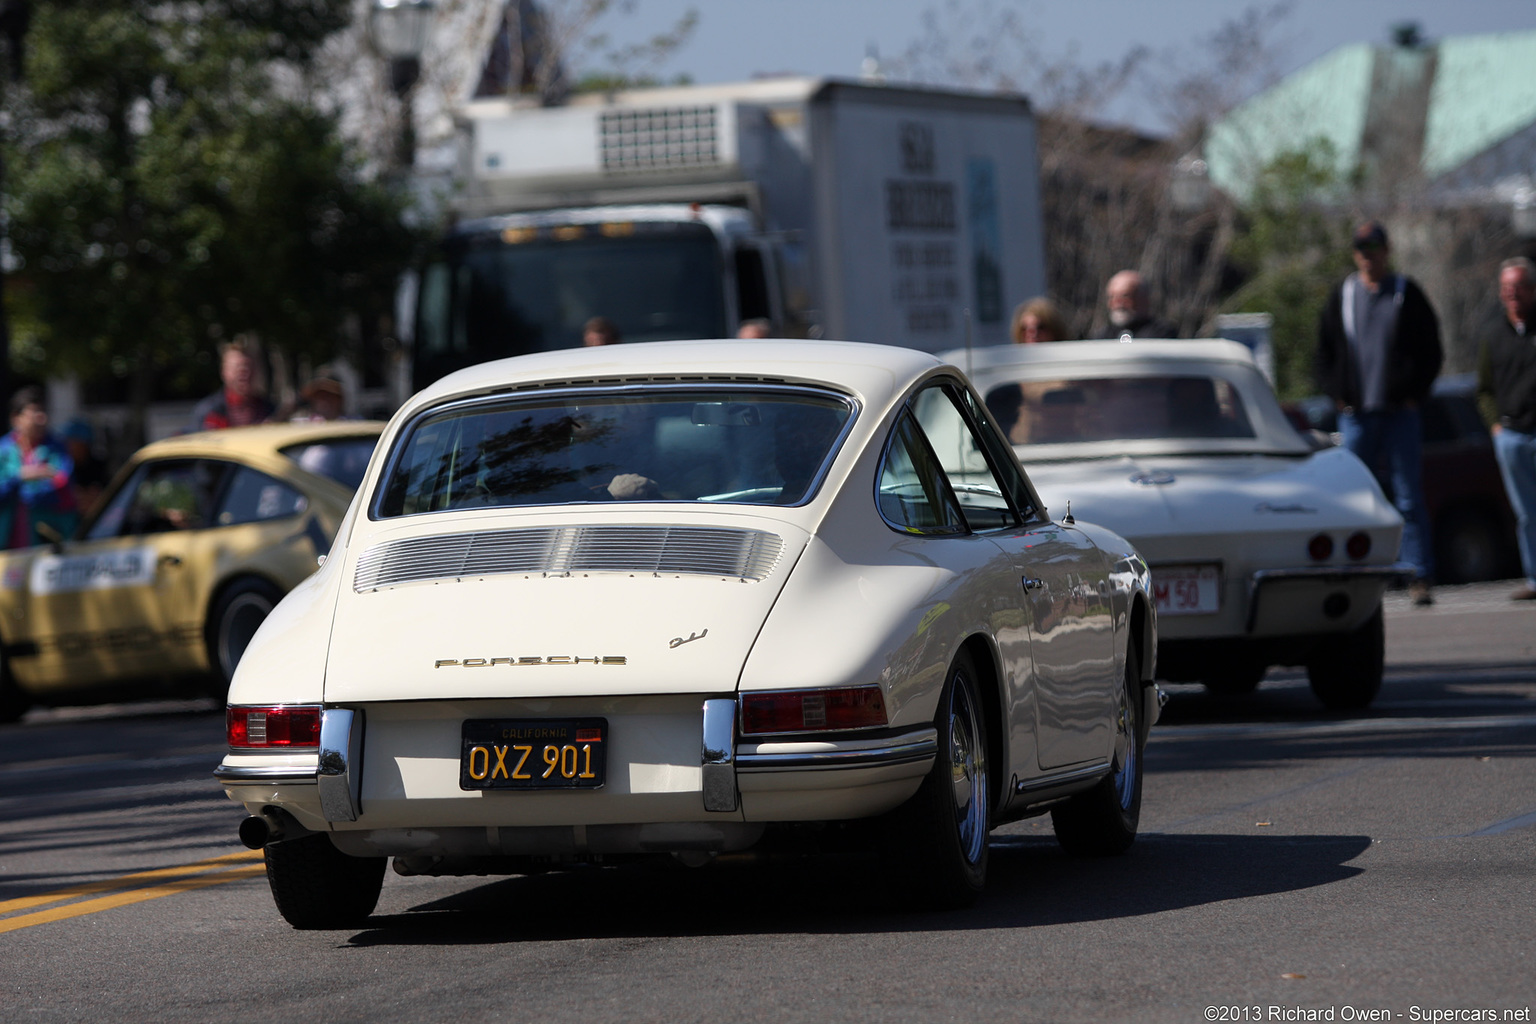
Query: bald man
[{"left": 1092, "top": 270, "right": 1178, "bottom": 339}]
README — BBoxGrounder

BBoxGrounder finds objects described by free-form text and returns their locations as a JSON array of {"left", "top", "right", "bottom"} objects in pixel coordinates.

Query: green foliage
[
  {"left": 1222, "top": 140, "right": 1355, "bottom": 399},
  {"left": 3, "top": 1, "right": 416, "bottom": 401}
]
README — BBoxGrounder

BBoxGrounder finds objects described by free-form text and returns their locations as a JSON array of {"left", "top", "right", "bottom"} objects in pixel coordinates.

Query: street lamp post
[{"left": 368, "top": 0, "right": 435, "bottom": 170}]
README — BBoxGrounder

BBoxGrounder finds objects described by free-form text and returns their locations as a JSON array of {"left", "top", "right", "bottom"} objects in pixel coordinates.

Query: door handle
[
  {"left": 159, "top": 554, "right": 182, "bottom": 568},
  {"left": 1022, "top": 576, "right": 1044, "bottom": 592}
]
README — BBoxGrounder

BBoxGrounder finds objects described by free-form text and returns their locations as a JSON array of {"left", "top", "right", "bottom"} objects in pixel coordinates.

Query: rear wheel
[
  {"left": 1052, "top": 645, "right": 1143, "bottom": 857},
  {"left": 207, "top": 578, "right": 283, "bottom": 697},
  {"left": 1306, "top": 608, "right": 1385, "bottom": 711},
  {"left": 889, "top": 649, "right": 991, "bottom": 908},
  {"left": 0, "top": 657, "right": 31, "bottom": 723},
  {"left": 264, "top": 833, "right": 386, "bottom": 930}
]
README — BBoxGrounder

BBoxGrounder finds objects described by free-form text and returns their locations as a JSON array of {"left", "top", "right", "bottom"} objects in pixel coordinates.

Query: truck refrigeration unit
[{"left": 412, "top": 76, "right": 1046, "bottom": 389}]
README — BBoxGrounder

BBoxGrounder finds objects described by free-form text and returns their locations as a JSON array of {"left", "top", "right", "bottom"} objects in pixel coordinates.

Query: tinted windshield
[
  {"left": 415, "top": 224, "right": 728, "bottom": 387},
  {"left": 281, "top": 437, "right": 379, "bottom": 491},
  {"left": 985, "top": 375, "right": 1256, "bottom": 446},
  {"left": 376, "top": 389, "right": 854, "bottom": 517}
]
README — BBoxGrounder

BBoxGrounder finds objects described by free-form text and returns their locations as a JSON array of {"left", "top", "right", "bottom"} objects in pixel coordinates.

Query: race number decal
[{"left": 29, "top": 548, "right": 157, "bottom": 595}]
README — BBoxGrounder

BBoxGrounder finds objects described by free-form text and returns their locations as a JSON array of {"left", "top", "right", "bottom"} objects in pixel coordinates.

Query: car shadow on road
[{"left": 342, "top": 831, "right": 1369, "bottom": 946}]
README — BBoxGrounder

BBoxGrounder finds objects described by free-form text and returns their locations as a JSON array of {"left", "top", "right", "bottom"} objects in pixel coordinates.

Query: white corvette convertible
[
  {"left": 218, "top": 340, "right": 1160, "bottom": 927},
  {"left": 954, "top": 340, "right": 1408, "bottom": 710}
]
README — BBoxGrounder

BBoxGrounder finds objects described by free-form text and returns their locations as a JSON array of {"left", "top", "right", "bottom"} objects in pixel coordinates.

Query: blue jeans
[
  {"left": 1339, "top": 408, "right": 1435, "bottom": 582},
  {"left": 1492, "top": 426, "right": 1536, "bottom": 588}
]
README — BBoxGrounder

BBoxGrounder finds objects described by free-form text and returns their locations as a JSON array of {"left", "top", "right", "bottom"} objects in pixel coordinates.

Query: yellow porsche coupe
[{"left": 0, "top": 421, "right": 382, "bottom": 720}]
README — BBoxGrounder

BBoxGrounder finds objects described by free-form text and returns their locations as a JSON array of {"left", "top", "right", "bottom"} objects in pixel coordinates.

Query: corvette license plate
[
  {"left": 460, "top": 718, "right": 607, "bottom": 791},
  {"left": 1153, "top": 565, "right": 1221, "bottom": 615}
]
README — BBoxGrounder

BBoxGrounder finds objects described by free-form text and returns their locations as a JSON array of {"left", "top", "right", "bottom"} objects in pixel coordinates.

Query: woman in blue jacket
[{"left": 0, "top": 386, "right": 79, "bottom": 549}]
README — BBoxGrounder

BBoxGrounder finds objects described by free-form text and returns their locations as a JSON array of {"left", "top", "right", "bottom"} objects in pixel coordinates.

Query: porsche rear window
[
  {"left": 375, "top": 389, "right": 854, "bottom": 517},
  {"left": 985, "top": 375, "right": 1257, "bottom": 446}
]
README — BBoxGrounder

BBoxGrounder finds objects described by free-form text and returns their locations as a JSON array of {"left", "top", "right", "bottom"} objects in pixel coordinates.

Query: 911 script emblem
[{"left": 669, "top": 629, "right": 708, "bottom": 649}]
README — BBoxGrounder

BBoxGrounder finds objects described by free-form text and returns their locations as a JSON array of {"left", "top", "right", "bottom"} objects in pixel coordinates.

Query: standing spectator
[
  {"left": 189, "top": 338, "right": 275, "bottom": 432},
  {"left": 0, "top": 387, "right": 79, "bottom": 549},
  {"left": 62, "top": 419, "right": 110, "bottom": 512},
  {"left": 291, "top": 375, "right": 349, "bottom": 423},
  {"left": 1316, "top": 221, "right": 1443, "bottom": 605},
  {"left": 583, "top": 317, "right": 622, "bottom": 347},
  {"left": 1478, "top": 257, "right": 1536, "bottom": 601},
  {"left": 1092, "top": 271, "right": 1178, "bottom": 339},
  {"left": 1010, "top": 297, "right": 1071, "bottom": 343}
]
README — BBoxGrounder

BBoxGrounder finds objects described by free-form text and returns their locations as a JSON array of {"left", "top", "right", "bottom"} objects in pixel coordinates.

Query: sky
[{"left": 594, "top": 0, "right": 1535, "bottom": 133}]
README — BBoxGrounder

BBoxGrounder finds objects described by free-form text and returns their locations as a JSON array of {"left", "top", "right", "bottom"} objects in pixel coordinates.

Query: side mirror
[{"left": 34, "top": 521, "right": 66, "bottom": 554}]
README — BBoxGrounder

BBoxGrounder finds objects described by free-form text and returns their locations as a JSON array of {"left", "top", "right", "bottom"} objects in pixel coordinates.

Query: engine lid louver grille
[{"left": 354, "top": 525, "right": 784, "bottom": 591}]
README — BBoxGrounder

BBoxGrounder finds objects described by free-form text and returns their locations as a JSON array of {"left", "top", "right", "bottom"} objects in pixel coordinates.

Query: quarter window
[
  {"left": 910, "top": 384, "right": 1020, "bottom": 531},
  {"left": 216, "top": 467, "right": 307, "bottom": 526},
  {"left": 877, "top": 411, "right": 966, "bottom": 535}
]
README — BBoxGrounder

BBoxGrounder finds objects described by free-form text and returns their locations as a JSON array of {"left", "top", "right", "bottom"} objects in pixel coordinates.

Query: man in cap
[{"left": 1316, "top": 220, "right": 1443, "bottom": 605}]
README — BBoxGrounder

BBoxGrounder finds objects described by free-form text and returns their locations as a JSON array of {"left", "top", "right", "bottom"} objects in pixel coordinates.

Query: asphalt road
[{"left": 2, "top": 580, "right": 1532, "bottom": 1024}]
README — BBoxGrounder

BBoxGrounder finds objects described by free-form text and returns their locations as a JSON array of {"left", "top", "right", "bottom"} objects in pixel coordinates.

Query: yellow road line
[
  {"left": 0, "top": 849, "right": 263, "bottom": 917},
  {"left": 0, "top": 863, "right": 267, "bottom": 935}
]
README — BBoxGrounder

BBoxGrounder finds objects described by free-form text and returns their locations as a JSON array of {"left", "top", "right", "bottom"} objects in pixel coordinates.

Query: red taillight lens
[
  {"left": 739, "top": 687, "right": 888, "bottom": 735},
  {"left": 1308, "top": 533, "right": 1333, "bottom": 561},
  {"left": 1346, "top": 532, "right": 1371, "bottom": 560},
  {"left": 227, "top": 706, "right": 322, "bottom": 748}
]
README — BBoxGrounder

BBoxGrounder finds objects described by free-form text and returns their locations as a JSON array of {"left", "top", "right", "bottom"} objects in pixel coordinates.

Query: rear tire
[
  {"left": 207, "top": 578, "right": 283, "bottom": 698},
  {"left": 0, "top": 659, "right": 31, "bottom": 723},
  {"left": 1306, "top": 607, "right": 1385, "bottom": 711},
  {"left": 264, "top": 833, "right": 386, "bottom": 930},
  {"left": 1052, "top": 645, "right": 1144, "bottom": 857},
  {"left": 888, "top": 649, "right": 991, "bottom": 909}
]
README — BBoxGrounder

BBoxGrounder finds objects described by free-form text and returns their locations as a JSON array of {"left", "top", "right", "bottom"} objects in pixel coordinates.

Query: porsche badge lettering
[{"left": 435, "top": 656, "right": 627, "bottom": 668}]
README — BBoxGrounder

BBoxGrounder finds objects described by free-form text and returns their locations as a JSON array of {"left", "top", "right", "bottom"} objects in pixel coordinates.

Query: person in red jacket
[{"left": 188, "top": 339, "right": 274, "bottom": 432}]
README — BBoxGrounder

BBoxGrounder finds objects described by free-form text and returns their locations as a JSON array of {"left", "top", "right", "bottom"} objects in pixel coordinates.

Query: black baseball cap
[{"left": 1352, "top": 221, "right": 1388, "bottom": 250}]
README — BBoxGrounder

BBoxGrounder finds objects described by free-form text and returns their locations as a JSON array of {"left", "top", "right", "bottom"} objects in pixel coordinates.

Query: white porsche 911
[
  {"left": 217, "top": 340, "right": 1160, "bottom": 928},
  {"left": 954, "top": 340, "right": 1408, "bottom": 711}
]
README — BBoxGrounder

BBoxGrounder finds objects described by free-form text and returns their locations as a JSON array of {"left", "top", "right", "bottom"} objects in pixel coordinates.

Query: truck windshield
[
  {"left": 414, "top": 224, "right": 728, "bottom": 388},
  {"left": 375, "top": 388, "right": 854, "bottom": 517}
]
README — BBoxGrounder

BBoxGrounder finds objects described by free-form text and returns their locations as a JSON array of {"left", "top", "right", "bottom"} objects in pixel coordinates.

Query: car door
[
  {"left": 912, "top": 381, "right": 1116, "bottom": 770},
  {"left": 17, "top": 458, "right": 230, "bottom": 693}
]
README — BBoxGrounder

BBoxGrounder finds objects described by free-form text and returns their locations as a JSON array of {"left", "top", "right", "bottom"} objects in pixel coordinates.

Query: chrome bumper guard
[
  {"left": 213, "top": 708, "right": 364, "bottom": 824},
  {"left": 1246, "top": 562, "right": 1414, "bottom": 632}
]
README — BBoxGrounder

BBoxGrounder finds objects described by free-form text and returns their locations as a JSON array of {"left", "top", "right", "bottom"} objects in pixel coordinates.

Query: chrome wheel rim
[
  {"left": 1112, "top": 674, "right": 1139, "bottom": 810},
  {"left": 947, "top": 673, "right": 988, "bottom": 865},
  {"left": 219, "top": 593, "right": 273, "bottom": 680}
]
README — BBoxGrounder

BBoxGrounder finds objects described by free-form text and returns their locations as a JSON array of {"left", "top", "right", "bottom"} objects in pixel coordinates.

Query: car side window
[
  {"left": 216, "top": 466, "right": 308, "bottom": 527},
  {"left": 953, "top": 384, "right": 1041, "bottom": 521},
  {"left": 87, "top": 459, "right": 227, "bottom": 538},
  {"left": 910, "top": 384, "right": 1020, "bottom": 531},
  {"left": 877, "top": 411, "right": 966, "bottom": 535}
]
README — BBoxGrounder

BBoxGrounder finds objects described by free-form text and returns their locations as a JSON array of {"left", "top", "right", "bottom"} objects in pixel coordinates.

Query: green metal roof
[
  {"left": 1423, "top": 31, "right": 1536, "bottom": 177},
  {"left": 1207, "top": 30, "right": 1536, "bottom": 201}
]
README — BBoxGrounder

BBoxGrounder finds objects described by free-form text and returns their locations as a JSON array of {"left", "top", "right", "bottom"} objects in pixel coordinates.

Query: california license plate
[
  {"left": 460, "top": 719, "right": 607, "bottom": 791},
  {"left": 1153, "top": 565, "right": 1221, "bottom": 615}
]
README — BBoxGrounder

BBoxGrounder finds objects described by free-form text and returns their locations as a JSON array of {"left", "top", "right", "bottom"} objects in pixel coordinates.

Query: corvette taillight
[
  {"left": 1308, "top": 533, "right": 1333, "bottom": 561},
  {"left": 227, "top": 705, "right": 322, "bottom": 749},
  {"left": 739, "top": 686, "right": 888, "bottom": 735},
  {"left": 1346, "top": 532, "right": 1371, "bottom": 560}
]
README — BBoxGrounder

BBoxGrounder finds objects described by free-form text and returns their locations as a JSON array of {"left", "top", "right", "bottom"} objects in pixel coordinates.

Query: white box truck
[{"left": 412, "top": 77, "right": 1046, "bottom": 388}]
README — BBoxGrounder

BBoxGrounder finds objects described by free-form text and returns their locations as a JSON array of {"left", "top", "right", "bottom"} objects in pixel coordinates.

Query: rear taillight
[
  {"left": 1346, "top": 532, "right": 1371, "bottom": 560},
  {"left": 1308, "top": 533, "right": 1333, "bottom": 561},
  {"left": 227, "top": 705, "right": 322, "bottom": 749},
  {"left": 740, "top": 686, "right": 888, "bottom": 735}
]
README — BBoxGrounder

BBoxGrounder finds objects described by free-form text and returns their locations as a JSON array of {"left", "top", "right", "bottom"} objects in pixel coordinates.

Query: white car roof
[{"left": 946, "top": 339, "right": 1311, "bottom": 460}]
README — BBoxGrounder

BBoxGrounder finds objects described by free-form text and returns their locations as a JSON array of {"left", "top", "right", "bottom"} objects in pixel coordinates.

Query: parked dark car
[{"left": 1283, "top": 375, "right": 1520, "bottom": 584}]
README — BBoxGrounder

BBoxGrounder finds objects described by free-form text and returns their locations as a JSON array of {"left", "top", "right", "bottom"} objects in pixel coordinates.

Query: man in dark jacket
[
  {"left": 188, "top": 338, "right": 274, "bottom": 432},
  {"left": 1316, "top": 221, "right": 1443, "bottom": 604},
  {"left": 1092, "top": 270, "right": 1178, "bottom": 339},
  {"left": 1478, "top": 257, "right": 1536, "bottom": 600}
]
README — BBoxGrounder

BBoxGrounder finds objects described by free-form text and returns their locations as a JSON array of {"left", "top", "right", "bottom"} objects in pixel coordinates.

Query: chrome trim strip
[
  {"left": 214, "top": 764, "right": 318, "bottom": 785},
  {"left": 700, "top": 698, "right": 738, "bottom": 812},
  {"left": 317, "top": 708, "right": 364, "bottom": 823},
  {"left": 1014, "top": 759, "right": 1112, "bottom": 795},
  {"left": 736, "top": 729, "right": 938, "bottom": 772},
  {"left": 1246, "top": 562, "right": 1412, "bottom": 632}
]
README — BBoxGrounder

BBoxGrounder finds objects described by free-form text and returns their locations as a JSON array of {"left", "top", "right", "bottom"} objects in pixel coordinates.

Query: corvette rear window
[
  {"left": 375, "top": 389, "right": 854, "bottom": 517},
  {"left": 985, "top": 375, "right": 1256, "bottom": 445}
]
